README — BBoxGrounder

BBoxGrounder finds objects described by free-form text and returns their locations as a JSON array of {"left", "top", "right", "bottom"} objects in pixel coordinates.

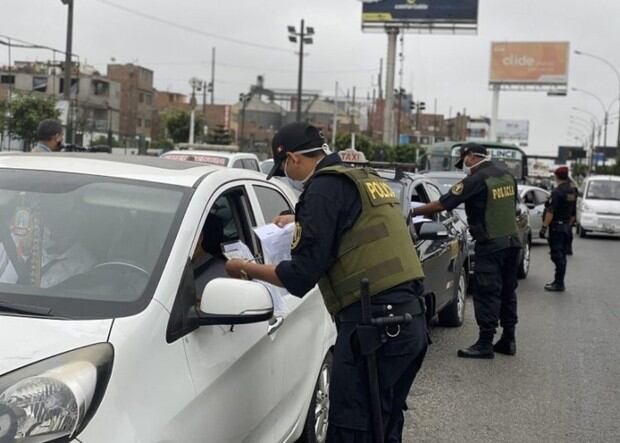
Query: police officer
[
  {"left": 32, "top": 119, "right": 64, "bottom": 152},
  {"left": 412, "top": 143, "right": 521, "bottom": 359},
  {"left": 539, "top": 166, "right": 577, "bottom": 292},
  {"left": 566, "top": 177, "right": 579, "bottom": 256},
  {"left": 225, "top": 122, "right": 428, "bottom": 442}
]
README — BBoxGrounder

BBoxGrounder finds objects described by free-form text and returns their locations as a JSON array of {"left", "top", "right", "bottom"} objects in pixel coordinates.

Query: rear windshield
[
  {"left": 586, "top": 180, "right": 620, "bottom": 200},
  {"left": 0, "top": 169, "right": 190, "bottom": 319}
]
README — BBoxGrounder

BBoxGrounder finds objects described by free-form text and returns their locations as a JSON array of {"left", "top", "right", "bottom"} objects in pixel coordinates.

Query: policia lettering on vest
[
  {"left": 412, "top": 143, "right": 522, "bottom": 359},
  {"left": 225, "top": 123, "right": 428, "bottom": 443}
]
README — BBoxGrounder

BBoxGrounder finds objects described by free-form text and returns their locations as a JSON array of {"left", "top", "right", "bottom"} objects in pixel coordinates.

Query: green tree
[
  {"left": 8, "top": 94, "right": 60, "bottom": 151},
  {"left": 163, "top": 110, "right": 203, "bottom": 143}
]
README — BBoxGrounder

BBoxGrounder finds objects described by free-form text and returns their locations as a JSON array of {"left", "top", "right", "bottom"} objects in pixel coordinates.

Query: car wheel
[
  {"left": 297, "top": 352, "right": 332, "bottom": 443},
  {"left": 438, "top": 267, "right": 466, "bottom": 327},
  {"left": 517, "top": 238, "right": 531, "bottom": 279},
  {"left": 578, "top": 225, "right": 588, "bottom": 238}
]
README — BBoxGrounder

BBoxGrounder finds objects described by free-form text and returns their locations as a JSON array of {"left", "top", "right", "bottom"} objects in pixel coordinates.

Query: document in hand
[
  {"left": 410, "top": 201, "right": 432, "bottom": 225},
  {"left": 252, "top": 223, "right": 295, "bottom": 265}
]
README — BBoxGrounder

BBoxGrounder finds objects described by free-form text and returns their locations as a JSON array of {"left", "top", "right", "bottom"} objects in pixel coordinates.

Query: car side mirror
[
  {"left": 199, "top": 278, "right": 273, "bottom": 326},
  {"left": 418, "top": 221, "right": 449, "bottom": 241}
]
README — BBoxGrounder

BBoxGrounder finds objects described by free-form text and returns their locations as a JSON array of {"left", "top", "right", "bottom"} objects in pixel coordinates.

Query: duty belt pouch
[
  {"left": 355, "top": 324, "right": 383, "bottom": 356},
  {"left": 469, "top": 225, "right": 489, "bottom": 242}
]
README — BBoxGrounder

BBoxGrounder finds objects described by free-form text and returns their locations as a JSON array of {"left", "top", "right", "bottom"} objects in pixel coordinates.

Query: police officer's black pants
[
  {"left": 549, "top": 224, "right": 571, "bottom": 285},
  {"left": 472, "top": 247, "right": 520, "bottom": 338},
  {"left": 326, "top": 308, "right": 428, "bottom": 442}
]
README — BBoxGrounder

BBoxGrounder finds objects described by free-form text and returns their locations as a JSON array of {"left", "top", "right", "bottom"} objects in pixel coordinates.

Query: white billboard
[{"left": 496, "top": 119, "right": 529, "bottom": 142}]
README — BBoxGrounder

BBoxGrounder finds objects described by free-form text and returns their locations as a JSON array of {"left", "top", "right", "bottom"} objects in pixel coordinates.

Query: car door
[
  {"left": 247, "top": 182, "right": 333, "bottom": 440},
  {"left": 180, "top": 182, "right": 278, "bottom": 443},
  {"left": 423, "top": 181, "right": 458, "bottom": 310},
  {"left": 532, "top": 189, "right": 550, "bottom": 231}
]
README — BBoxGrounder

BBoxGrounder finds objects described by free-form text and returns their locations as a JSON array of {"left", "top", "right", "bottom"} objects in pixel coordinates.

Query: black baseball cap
[
  {"left": 454, "top": 143, "right": 488, "bottom": 169},
  {"left": 266, "top": 122, "right": 325, "bottom": 180}
]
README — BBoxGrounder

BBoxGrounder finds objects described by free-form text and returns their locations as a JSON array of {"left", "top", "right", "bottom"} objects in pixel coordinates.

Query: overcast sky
[{"left": 2, "top": 0, "right": 620, "bottom": 155}]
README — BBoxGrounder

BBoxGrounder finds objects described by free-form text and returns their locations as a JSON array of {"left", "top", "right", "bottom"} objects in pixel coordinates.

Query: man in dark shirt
[
  {"left": 412, "top": 143, "right": 522, "bottom": 359},
  {"left": 539, "top": 166, "right": 577, "bottom": 292},
  {"left": 225, "top": 122, "right": 428, "bottom": 442}
]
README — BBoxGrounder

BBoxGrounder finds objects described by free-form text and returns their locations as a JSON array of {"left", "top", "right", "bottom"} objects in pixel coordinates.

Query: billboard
[
  {"left": 362, "top": 0, "right": 478, "bottom": 29},
  {"left": 490, "top": 42, "right": 570, "bottom": 85},
  {"left": 496, "top": 120, "right": 529, "bottom": 141}
]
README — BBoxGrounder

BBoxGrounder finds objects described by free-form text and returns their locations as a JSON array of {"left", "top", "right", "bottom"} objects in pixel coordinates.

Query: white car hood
[
  {"left": 0, "top": 315, "right": 112, "bottom": 375},
  {"left": 583, "top": 199, "right": 620, "bottom": 215}
]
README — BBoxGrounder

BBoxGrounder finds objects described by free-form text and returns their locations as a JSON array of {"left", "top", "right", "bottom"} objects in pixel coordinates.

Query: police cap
[
  {"left": 266, "top": 122, "right": 325, "bottom": 180},
  {"left": 554, "top": 166, "right": 569, "bottom": 179},
  {"left": 454, "top": 143, "right": 488, "bottom": 169}
]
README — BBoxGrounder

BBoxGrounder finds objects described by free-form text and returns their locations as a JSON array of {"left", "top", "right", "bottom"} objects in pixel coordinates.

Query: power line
[{"left": 93, "top": 0, "right": 292, "bottom": 54}]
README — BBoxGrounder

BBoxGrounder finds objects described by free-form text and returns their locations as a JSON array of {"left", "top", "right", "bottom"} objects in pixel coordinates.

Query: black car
[
  {"left": 377, "top": 169, "right": 469, "bottom": 327},
  {"left": 424, "top": 170, "right": 532, "bottom": 280}
]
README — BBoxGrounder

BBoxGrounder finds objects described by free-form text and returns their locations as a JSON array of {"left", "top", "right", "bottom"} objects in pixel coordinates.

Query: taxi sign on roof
[{"left": 339, "top": 148, "right": 368, "bottom": 164}]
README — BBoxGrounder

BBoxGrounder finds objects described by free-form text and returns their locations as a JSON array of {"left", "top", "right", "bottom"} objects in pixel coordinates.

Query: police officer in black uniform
[
  {"left": 225, "top": 122, "right": 428, "bottom": 442},
  {"left": 539, "top": 166, "right": 577, "bottom": 292},
  {"left": 412, "top": 143, "right": 522, "bottom": 359}
]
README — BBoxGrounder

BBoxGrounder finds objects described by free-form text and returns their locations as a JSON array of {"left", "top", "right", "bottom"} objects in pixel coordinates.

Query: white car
[
  {"left": 161, "top": 149, "right": 261, "bottom": 172},
  {"left": 0, "top": 154, "right": 335, "bottom": 443},
  {"left": 577, "top": 175, "right": 620, "bottom": 237},
  {"left": 519, "top": 185, "right": 550, "bottom": 234}
]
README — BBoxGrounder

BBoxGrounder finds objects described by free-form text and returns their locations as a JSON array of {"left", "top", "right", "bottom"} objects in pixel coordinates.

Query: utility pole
[
  {"left": 288, "top": 20, "right": 314, "bottom": 122},
  {"left": 378, "top": 58, "right": 383, "bottom": 100},
  {"left": 189, "top": 78, "right": 202, "bottom": 144},
  {"left": 331, "top": 81, "right": 338, "bottom": 148},
  {"left": 350, "top": 86, "right": 356, "bottom": 135},
  {"left": 210, "top": 47, "right": 216, "bottom": 104},
  {"left": 383, "top": 28, "right": 398, "bottom": 145},
  {"left": 61, "top": 0, "right": 75, "bottom": 144},
  {"left": 202, "top": 80, "right": 207, "bottom": 114}
]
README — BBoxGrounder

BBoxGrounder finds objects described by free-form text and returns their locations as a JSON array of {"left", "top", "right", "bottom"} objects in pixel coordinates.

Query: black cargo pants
[
  {"left": 326, "top": 282, "right": 428, "bottom": 443},
  {"left": 472, "top": 247, "right": 520, "bottom": 336},
  {"left": 549, "top": 222, "right": 571, "bottom": 285}
]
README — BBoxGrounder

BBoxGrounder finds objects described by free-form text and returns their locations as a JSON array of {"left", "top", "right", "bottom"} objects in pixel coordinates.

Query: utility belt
[{"left": 336, "top": 296, "right": 426, "bottom": 324}]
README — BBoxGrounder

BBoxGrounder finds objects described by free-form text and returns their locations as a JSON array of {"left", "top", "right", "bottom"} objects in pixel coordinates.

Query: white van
[{"left": 577, "top": 175, "right": 620, "bottom": 237}]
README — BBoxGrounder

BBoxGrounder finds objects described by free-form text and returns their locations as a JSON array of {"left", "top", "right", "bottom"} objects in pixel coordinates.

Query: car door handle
[{"left": 267, "top": 316, "right": 284, "bottom": 335}]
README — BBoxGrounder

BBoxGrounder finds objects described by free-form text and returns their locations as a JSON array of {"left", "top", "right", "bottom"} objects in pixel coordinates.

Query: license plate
[{"left": 602, "top": 224, "right": 617, "bottom": 233}]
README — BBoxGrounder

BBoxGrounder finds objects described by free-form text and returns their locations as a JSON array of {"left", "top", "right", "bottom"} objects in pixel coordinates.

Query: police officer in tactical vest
[
  {"left": 225, "top": 122, "right": 428, "bottom": 442},
  {"left": 412, "top": 143, "right": 521, "bottom": 359},
  {"left": 539, "top": 166, "right": 577, "bottom": 292}
]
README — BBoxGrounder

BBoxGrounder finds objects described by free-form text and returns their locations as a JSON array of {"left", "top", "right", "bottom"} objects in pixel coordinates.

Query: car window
[
  {"left": 522, "top": 191, "right": 535, "bottom": 205},
  {"left": 534, "top": 190, "right": 549, "bottom": 205},
  {"left": 0, "top": 169, "right": 189, "bottom": 319},
  {"left": 425, "top": 183, "right": 450, "bottom": 221},
  {"left": 253, "top": 186, "right": 293, "bottom": 223},
  {"left": 413, "top": 184, "right": 429, "bottom": 203},
  {"left": 242, "top": 159, "right": 260, "bottom": 171},
  {"left": 586, "top": 180, "right": 620, "bottom": 200},
  {"left": 232, "top": 159, "right": 244, "bottom": 169}
]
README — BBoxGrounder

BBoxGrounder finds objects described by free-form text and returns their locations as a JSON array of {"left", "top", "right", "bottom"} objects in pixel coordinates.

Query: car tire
[
  {"left": 297, "top": 351, "right": 332, "bottom": 443},
  {"left": 517, "top": 238, "right": 531, "bottom": 279},
  {"left": 438, "top": 267, "right": 466, "bottom": 327},
  {"left": 578, "top": 225, "right": 588, "bottom": 238}
]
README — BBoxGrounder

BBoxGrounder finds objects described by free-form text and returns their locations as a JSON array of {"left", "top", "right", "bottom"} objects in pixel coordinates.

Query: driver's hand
[
  {"left": 273, "top": 214, "right": 295, "bottom": 228},
  {"left": 225, "top": 259, "right": 248, "bottom": 280}
]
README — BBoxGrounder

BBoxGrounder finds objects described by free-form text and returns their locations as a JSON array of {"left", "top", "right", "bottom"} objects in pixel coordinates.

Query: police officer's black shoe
[
  {"left": 493, "top": 337, "right": 516, "bottom": 356},
  {"left": 544, "top": 282, "right": 565, "bottom": 292},
  {"left": 457, "top": 342, "right": 495, "bottom": 359}
]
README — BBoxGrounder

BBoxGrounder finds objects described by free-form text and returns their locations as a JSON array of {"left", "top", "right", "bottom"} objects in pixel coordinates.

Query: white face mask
[
  {"left": 283, "top": 146, "right": 329, "bottom": 190},
  {"left": 463, "top": 155, "right": 490, "bottom": 175}
]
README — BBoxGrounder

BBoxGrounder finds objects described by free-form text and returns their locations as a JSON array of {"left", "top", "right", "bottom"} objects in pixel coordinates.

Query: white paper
[
  {"left": 409, "top": 202, "right": 432, "bottom": 224},
  {"left": 252, "top": 223, "right": 295, "bottom": 265},
  {"left": 0, "top": 243, "right": 18, "bottom": 284}
]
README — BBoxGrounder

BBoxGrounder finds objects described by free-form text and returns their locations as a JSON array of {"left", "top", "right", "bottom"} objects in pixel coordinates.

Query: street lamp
[
  {"left": 574, "top": 49, "right": 620, "bottom": 153},
  {"left": 571, "top": 87, "right": 617, "bottom": 147},
  {"left": 60, "top": 0, "right": 74, "bottom": 143},
  {"left": 288, "top": 20, "right": 314, "bottom": 122}
]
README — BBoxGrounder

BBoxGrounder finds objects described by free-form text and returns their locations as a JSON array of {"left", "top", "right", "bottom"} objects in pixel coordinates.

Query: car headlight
[
  {"left": 581, "top": 203, "right": 594, "bottom": 213},
  {"left": 0, "top": 343, "right": 113, "bottom": 443}
]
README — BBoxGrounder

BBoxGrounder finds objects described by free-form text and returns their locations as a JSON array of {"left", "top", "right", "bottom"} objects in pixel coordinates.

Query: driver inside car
[{"left": 0, "top": 201, "right": 95, "bottom": 288}]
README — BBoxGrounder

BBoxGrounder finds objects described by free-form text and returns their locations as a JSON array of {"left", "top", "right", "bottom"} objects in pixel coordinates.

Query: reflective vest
[
  {"left": 314, "top": 166, "right": 424, "bottom": 314},
  {"left": 483, "top": 173, "right": 519, "bottom": 239}
]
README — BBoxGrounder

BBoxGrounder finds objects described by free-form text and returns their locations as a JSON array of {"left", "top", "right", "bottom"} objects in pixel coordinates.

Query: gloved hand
[{"left": 539, "top": 226, "right": 547, "bottom": 239}]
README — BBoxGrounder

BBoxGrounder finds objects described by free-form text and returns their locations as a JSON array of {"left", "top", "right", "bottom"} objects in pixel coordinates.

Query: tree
[
  {"left": 8, "top": 94, "right": 60, "bottom": 151},
  {"left": 163, "top": 110, "right": 203, "bottom": 143}
]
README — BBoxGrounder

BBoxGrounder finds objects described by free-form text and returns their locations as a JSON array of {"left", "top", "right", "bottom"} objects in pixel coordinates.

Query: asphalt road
[{"left": 404, "top": 235, "right": 620, "bottom": 443}]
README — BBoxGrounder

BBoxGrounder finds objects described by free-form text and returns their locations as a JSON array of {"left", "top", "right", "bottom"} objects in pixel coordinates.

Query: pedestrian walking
[
  {"left": 32, "top": 119, "right": 64, "bottom": 153},
  {"left": 225, "top": 122, "right": 428, "bottom": 442},
  {"left": 539, "top": 166, "right": 577, "bottom": 292},
  {"left": 412, "top": 143, "right": 521, "bottom": 359}
]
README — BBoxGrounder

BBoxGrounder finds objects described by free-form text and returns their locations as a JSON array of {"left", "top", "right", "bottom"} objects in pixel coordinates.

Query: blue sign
[
  {"left": 399, "top": 134, "right": 411, "bottom": 145},
  {"left": 363, "top": 0, "right": 479, "bottom": 25}
]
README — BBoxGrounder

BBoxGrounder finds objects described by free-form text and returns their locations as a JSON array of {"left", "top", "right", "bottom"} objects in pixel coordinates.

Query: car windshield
[
  {"left": 0, "top": 169, "right": 189, "bottom": 319},
  {"left": 163, "top": 152, "right": 229, "bottom": 167},
  {"left": 429, "top": 175, "right": 462, "bottom": 195},
  {"left": 586, "top": 180, "right": 620, "bottom": 200}
]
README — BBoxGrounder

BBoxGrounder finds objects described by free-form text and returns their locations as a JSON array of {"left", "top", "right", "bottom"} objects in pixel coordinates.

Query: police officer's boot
[
  {"left": 457, "top": 332, "right": 494, "bottom": 359},
  {"left": 544, "top": 282, "right": 565, "bottom": 292},
  {"left": 493, "top": 329, "right": 516, "bottom": 356}
]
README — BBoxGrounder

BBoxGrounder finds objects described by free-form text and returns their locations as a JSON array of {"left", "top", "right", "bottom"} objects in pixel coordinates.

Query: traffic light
[{"left": 418, "top": 102, "right": 426, "bottom": 112}]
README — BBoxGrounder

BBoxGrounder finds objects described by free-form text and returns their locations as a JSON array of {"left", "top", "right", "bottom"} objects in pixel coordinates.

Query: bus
[{"left": 425, "top": 141, "right": 529, "bottom": 182}]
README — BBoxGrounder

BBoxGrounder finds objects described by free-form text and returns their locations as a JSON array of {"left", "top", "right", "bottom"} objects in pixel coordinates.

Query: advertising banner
[
  {"left": 490, "top": 42, "right": 570, "bottom": 85},
  {"left": 496, "top": 120, "right": 529, "bottom": 141},
  {"left": 362, "top": 0, "right": 478, "bottom": 28}
]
